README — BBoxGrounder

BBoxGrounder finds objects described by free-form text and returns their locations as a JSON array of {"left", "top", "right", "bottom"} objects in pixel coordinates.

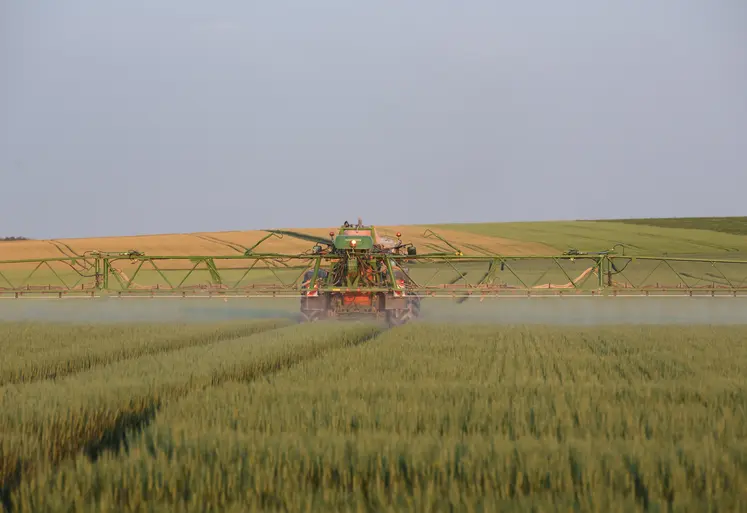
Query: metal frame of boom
[{"left": 2, "top": 231, "right": 747, "bottom": 298}]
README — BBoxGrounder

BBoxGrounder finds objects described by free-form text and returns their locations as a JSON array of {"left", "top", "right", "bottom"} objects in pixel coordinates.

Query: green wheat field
[{"left": 2, "top": 318, "right": 747, "bottom": 512}]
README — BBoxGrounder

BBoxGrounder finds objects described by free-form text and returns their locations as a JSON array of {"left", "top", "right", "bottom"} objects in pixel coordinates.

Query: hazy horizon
[{"left": 2, "top": 1, "right": 746, "bottom": 239}]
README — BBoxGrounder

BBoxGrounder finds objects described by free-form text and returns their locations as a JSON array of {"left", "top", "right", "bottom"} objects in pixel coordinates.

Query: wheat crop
[
  {"left": 1, "top": 321, "right": 380, "bottom": 507},
  {"left": 10, "top": 324, "right": 747, "bottom": 512},
  {"left": 0, "top": 319, "right": 292, "bottom": 386}
]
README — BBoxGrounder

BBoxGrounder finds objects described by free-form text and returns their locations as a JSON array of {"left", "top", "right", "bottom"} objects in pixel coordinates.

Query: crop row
[
  {"left": 0, "top": 319, "right": 292, "bottom": 386},
  {"left": 0, "top": 321, "right": 381, "bottom": 509},
  {"left": 140, "top": 325, "right": 747, "bottom": 442},
  {"left": 11, "top": 324, "right": 747, "bottom": 512}
]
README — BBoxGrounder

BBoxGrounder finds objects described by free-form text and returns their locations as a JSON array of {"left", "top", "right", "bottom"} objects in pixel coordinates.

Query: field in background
[
  {"left": 3, "top": 216, "right": 747, "bottom": 295},
  {"left": 607, "top": 216, "right": 747, "bottom": 236},
  {"left": 3, "top": 217, "right": 747, "bottom": 262},
  {"left": 2, "top": 320, "right": 746, "bottom": 512},
  {"left": 0, "top": 225, "right": 555, "bottom": 264},
  {"left": 433, "top": 218, "right": 747, "bottom": 257}
]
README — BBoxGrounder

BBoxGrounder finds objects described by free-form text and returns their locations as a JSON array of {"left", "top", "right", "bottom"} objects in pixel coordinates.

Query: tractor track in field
[
  {"left": 0, "top": 323, "right": 388, "bottom": 513},
  {"left": 82, "top": 325, "right": 388, "bottom": 461},
  {"left": 0, "top": 321, "right": 293, "bottom": 388}
]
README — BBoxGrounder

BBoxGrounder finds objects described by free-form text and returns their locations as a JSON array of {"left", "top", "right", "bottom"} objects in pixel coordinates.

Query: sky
[{"left": 1, "top": 1, "right": 746, "bottom": 239}]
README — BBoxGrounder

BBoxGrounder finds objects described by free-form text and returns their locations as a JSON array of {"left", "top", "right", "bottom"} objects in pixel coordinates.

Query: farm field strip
[
  {"left": 0, "top": 224, "right": 554, "bottom": 267},
  {"left": 0, "top": 319, "right": 292, "bottom": 386},
  {"left": 5, "top": 219, "right": 747, "bottom": 297},
  {"left": 434, "top": 220, "right": 747, "bottom": 256},
  {"left": 0, "top": 321, "right": 382, "bottom": 510},
  {"left": 607, "top": 217, "right": 747, "bottom": 237},
  {"left": 13, "top": 324, "right": 747, "bottom": 512}
]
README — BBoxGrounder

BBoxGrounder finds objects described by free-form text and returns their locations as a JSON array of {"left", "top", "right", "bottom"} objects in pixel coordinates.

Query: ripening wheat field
[{"left": 1, "top": 319, "right": 747, "bottom": 512}]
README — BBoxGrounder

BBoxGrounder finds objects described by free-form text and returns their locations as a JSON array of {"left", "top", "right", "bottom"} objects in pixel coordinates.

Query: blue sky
[{"left": 1, "top": 0, "right": 746, "bottom": 238}]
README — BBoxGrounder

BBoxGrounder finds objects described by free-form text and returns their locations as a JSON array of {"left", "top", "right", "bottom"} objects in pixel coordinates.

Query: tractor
[{"left": 275, "top": 219, "right": 421, "bottom": 326}]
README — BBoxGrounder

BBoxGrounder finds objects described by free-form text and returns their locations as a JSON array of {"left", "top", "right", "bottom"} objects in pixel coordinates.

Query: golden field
[{"left": 0, "top": 225, "right": 555, "bottom": 261}]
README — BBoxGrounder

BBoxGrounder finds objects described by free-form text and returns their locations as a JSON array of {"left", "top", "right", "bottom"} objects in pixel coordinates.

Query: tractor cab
[{"left": 333, "top": 220, "right": 376, "bottom": 251}]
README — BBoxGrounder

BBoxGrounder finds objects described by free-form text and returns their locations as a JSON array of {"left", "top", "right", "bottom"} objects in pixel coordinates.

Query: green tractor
[{"left": 270, "top": 218, "right": 421, "bottom": 326}]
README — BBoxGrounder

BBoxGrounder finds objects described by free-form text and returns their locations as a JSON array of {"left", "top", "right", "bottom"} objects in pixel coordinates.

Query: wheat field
[{"left": 2, "top": 320, "right": 746, "bottom": 512}]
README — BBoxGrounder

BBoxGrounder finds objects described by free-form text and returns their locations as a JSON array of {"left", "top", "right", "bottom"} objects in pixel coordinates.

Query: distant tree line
[{"left": 0, "top": 236, "right": 30, "bottom": 241}]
